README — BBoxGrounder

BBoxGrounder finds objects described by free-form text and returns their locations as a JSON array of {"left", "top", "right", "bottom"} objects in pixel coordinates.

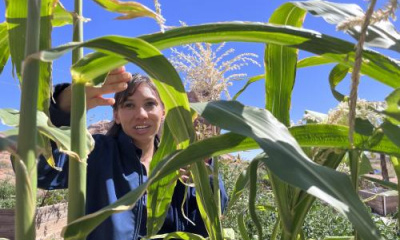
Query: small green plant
[
  {"left": 0, "top": 179, "right": 15, "bottom": 209},
  {"left": 0, "top": 179, "right": 68, "bottom": 209}
]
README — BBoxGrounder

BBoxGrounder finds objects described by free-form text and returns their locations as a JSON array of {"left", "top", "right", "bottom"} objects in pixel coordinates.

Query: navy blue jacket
[{"left": 37, "top": 84, "right": 228, "bottom": 240}]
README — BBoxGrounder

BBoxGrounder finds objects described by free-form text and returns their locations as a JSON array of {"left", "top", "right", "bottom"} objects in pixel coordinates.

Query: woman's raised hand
[{"left": 57, "top": 66, "right": 132, "bottom": 112}]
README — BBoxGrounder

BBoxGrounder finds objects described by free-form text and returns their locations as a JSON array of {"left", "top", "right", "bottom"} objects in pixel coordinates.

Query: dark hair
[{"left": 106, "top": 73, "right": 161, "bottom": 137}]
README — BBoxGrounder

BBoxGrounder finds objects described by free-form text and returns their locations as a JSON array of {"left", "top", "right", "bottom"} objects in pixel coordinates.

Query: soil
[{"left": 0, "top": 151, "right": 14, "bottom": 183}]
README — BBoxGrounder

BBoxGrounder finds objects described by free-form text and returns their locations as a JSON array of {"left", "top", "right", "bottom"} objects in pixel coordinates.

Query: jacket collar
[{"left": 116, "top": 129, "right": 142, "bottom": 161}]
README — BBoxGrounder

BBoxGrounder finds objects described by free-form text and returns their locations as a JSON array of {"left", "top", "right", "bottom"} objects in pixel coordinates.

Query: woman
[{"left": 38, "top": 67, "right": 227, "bottom": 240}]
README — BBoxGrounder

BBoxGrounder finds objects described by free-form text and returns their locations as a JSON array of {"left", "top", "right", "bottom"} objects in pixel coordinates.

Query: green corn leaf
[
  {"left": 52, "top": 1, "right": 74, "bottom": 27},
  {"left": 191, "top": 160, "right": 223, "bottom": 240},
  {"left": 147, "top": 231, "right": 206, "bottom": 240},
  {"left": 324, "top": 237, "right": 354, "bottom": 240},
  {"left": 381, "top": 88, "right": 400, "bottom": 125},
  {"left": 71, "top": 52, "right": 126, "bottom": 86},
  {"left": 29, "top": 36, "right": 195, "bottom": 147},
  {"left": 0, "top": 129, "right": 17, "bottom": 155},
  {"left": 381, "top": 121, "right": 400, "bottom": 151},
  {"left": 92, "top": 0, "right": 162, "bottom": 21},
  {"left": 359, "top": 152, "right": 373, "bottom": 176},
  {"left": 0, "top": 22, "right": 10, "bottom": 75},
  {"left": 140, "top": 23, "right": 400, "bottom": 89},
  {"left": 362, "top": 175, "right": 397, "bottom": 190},
  {"left": 190, "top": 100, "right": 383, "bottom": 239},
  {"left": 147, "top": 124, "right": 178, "bottom": 236},
  {"left": 329, "top": 64, "right": 349, "bottom": 102},
  {"left": 53, "top": 22, "right": 400, "bottom": 91},
  {"left": 0, "top": 109, "right": 94, "bottom": 163},
  {"left": 233, "top": 56, "right": 335, "bottom": 101},
  {"left": 6, "top": 0, "right": 53, "bottom": 113},
  {"left": 248, "top": 156, "right": 263, "bottom": 239},
  {"left": 237, "top": 212, "right": 251, "bottom": 240},
  {"left": 265, "top": 2, "right": 306, "bottom": 126},
  {"left": 232, "top": 74, "right": 263, "bottom": 100},
  {"left": 290, "top": 124, "right": 400, "bottom": 156},
  {"left": 61, "top": 101, "right": 387, "bottom": 239},
  {"left": 60, "top": 133, "right": 262, "bottom": 238},
  {"left": 265, "top": 4, "right": 306, "bottom": 236},
  {"left": 297, "top": 55, "right": 335, "bottom": 68},
  {"left": 292, "top": 1, "right": 400, "bottom": 52},
  {"left": 228, "top": 157, "right": 263, "bottom": 210}
]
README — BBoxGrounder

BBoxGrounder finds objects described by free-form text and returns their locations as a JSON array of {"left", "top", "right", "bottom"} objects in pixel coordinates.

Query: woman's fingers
[
  {"left": 87, "top": 82, "right": 128, "bottom": 97},
  {"left": 87, "top": 97, "right": 115, "bottom": 110},
  {"left": 108, "top": 66, "right": 126, "bottom": 75},
  {"left": 104, "top": 71, "right": 132, "bottom": 85},
  {"left": 179, "top": 168, "right": 190, "bottom": 182}
]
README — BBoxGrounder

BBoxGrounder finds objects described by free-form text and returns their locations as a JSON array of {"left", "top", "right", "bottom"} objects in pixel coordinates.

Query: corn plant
[{"left": 1, "top": 0, "right": 400, "bottom": 240}]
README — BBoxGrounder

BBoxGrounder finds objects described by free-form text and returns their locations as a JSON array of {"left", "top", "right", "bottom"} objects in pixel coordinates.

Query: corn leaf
[
  {"left": 140, "top": 23, "right": 400, "bottom": 89},
  {"left": 0, "top": 108, "right": 94, "bottom": 163},
  {"left": 232, "top": 74, "right": 264, "bottom": 100},
  {"left": 297, "top": 55, "right": 335, "bottom": 68},
  {"left": 233, "top": 56, "right": 335, "bottom": 101},
  {"left": 290, "top": 124, "right": 400, "bottom": 156},
  {"left": 0, "top": 130, "right": 17, "bottom": 155},
  {"left": 61, "top": 100, "right": 387, "bottom": 239},
  {"left": 265, "top": 4, "right": 307, "bottom": 236},
  {"left": 0, "top": 22, "right": 9, "bottom": 75},
  {"left": 329, "top": 64, "right": 349, "bottom": 102},
  {"left": 237, "top": 212, "right": 251, "bottom": 240},
  {"left": 190, "top": 100, "right": 382, "bottom": 239},
  {"left": 6, "top": 0, "right": 53, "bottom": 113},
  {"left": 191, "top": 161, "right": 223, "bottom": 240},
  {"left": 148, "top": 231, "right": 206, "bottom": 240},
  {"left": 60, "top": 22, "right": 400, "bottom": 90},
  {"left": 248, "top": 157, "right": 263, "bottom": 239},
  {"left": 292, "top": 0, "right": 400, "bottom": 52},
  {"left": 146, "top": 124, "right": 178, "bottom": 236},
  {"left": 52, "top": 1, "right": 74, "bottom": 27},
  {"left": 228, "top": 157, "right": 263, "bottom": 210},
  {"left": 29, "top": 36, "right": 195, "bottom": 147},
  {"left": 92, "top": 0, "right": 162, "bottom": 21},
  {"left": 362, "top": 175, "right": 397, "bottom": 190},
  {"left": 265, "top": 2, "right": 306, "bottom": 126},
  {"left": 381, "top": 88, "right": 400, "bottom": 125},
  {"left": 60, "top": 132, "right": 263, "bottom": 238}
]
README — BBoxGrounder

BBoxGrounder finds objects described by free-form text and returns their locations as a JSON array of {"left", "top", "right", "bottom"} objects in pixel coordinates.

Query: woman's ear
[{"left": 113, "top": 110, "right": 120, "bottom": 124}]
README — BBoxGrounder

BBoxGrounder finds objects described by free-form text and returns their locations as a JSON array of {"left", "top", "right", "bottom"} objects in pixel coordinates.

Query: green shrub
[
  {"left": 0, "top": 179, "right": 68, "bottom": 209},
  {"left": 220, "top": 158, "right": 400, "bottom": 239},
  {"left": 0, "top": 179, "right": 16, "bottom": 209}
]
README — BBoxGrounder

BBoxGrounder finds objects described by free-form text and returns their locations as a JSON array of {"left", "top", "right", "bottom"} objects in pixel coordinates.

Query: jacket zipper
[{"left": 133, "top": 162, "right": 144, "bottom": 239}]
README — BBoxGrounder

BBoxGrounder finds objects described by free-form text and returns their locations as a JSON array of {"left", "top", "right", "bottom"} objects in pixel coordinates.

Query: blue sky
[{"left": 0, "top": 0, "right": 398, "bottom": 153}]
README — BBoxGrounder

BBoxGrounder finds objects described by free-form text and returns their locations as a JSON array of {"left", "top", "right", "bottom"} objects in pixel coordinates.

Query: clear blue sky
[{"left": 0, "top": 0, "right": 398, "bottom": 141}]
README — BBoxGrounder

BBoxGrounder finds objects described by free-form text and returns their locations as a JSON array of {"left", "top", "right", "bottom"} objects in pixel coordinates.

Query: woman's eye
[
  {"left": 122, "top": 102, "right": 134, "bottom": 108},
  {"left": 145, "top": 101, "right": 157, "bottom": 108}
]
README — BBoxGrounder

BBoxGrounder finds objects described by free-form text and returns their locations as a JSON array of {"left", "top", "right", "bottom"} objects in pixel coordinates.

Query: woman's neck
[{"left": 136, "top": 140, "right": 154, "bottom": 173}]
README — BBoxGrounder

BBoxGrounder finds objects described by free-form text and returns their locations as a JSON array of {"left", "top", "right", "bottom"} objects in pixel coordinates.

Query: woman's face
[{"left": 114, "top": 83, "right": 164, "bottom": 148}]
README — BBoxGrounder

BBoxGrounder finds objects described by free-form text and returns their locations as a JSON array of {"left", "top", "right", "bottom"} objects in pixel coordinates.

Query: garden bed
[
  {"left": 359, "top": 188, "right": 398, "bottom": 216},
  {"left": 0, "top": 202, "right": 67, "bottom": 240}
]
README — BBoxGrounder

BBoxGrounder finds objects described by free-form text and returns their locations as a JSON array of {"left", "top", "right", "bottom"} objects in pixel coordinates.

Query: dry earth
[{"left": 0, "top": 151, "right": 14, "bottom": 183}]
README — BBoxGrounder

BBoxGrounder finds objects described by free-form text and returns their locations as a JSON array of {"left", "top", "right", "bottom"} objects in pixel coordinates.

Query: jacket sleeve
[{"left": 37, "top": 83, "right": 71, "bottom": 190}]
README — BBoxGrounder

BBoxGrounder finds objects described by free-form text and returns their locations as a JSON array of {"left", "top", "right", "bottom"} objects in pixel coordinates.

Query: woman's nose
[{"left": 135, "top": 107, "right": 148, "bottom": 119}]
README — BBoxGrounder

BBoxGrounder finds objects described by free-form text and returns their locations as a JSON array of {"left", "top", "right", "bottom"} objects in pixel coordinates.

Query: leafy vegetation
[
  {"left": 0, "top": 0, "right": 400, "bottom": 239},
  {"left": 0, "top": 179, "right": 68, "bottom": 209}
]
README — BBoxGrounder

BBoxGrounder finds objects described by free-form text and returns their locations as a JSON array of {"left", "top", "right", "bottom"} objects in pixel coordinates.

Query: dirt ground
[{"left": 0, "top": 151, "right": 14, "bottom": 183}]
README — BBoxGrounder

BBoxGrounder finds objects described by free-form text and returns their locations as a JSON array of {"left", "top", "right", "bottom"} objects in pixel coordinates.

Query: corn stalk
[
  {"left": 15, "top": 0, "right": 41, "bottom": 239},
  {"left": 67, "top": 0, "right": 87, "bottom": 228}
]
